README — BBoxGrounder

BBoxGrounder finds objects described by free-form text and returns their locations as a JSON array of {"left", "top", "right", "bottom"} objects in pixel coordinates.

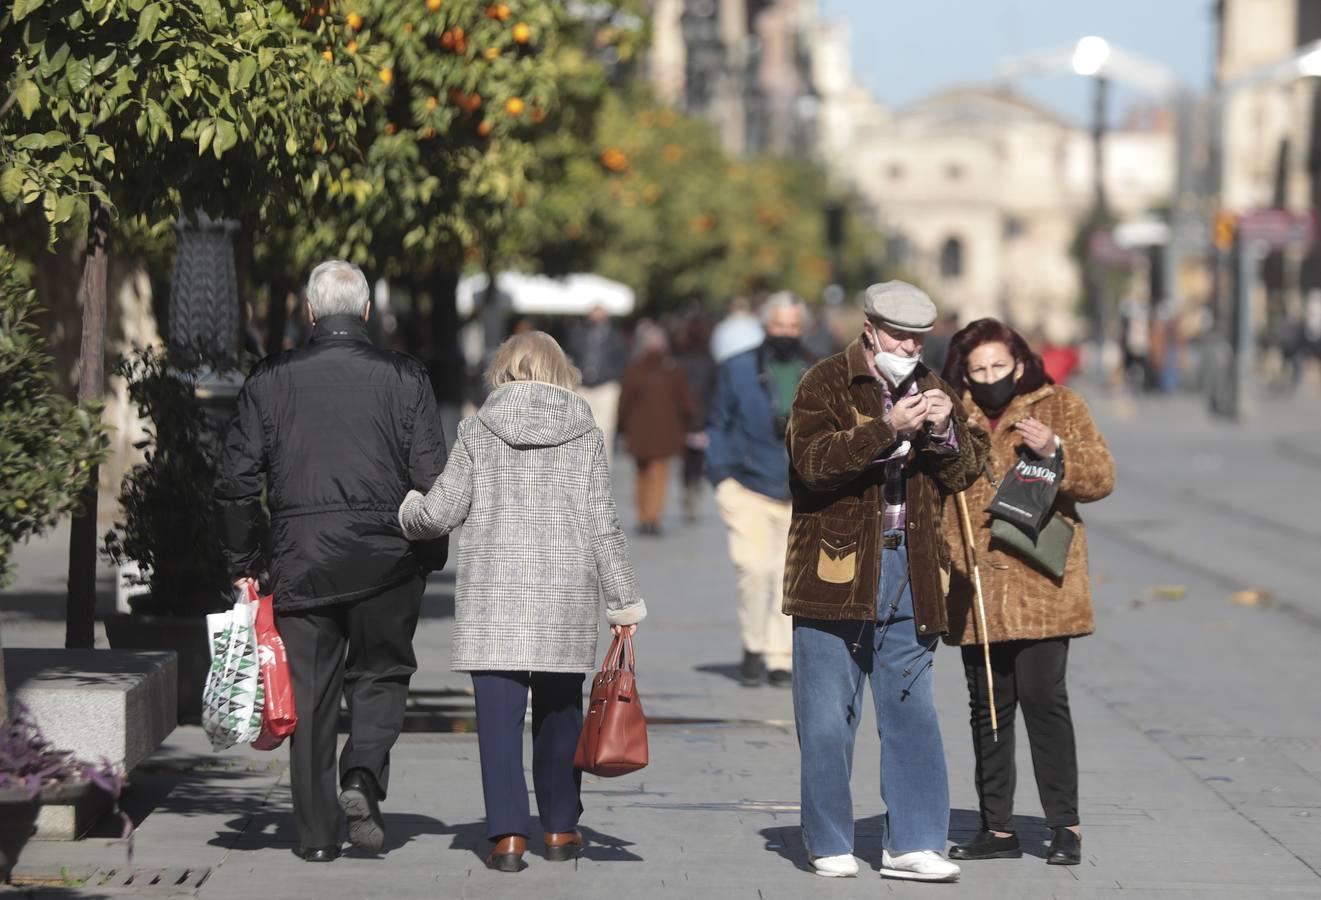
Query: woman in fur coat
[{"left": 939, "top": 319, "right": 1114, "bottom": 868}]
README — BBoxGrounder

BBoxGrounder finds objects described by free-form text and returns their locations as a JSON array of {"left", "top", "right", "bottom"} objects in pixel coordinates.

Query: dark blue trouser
[{"left": 471, "top": 671, "right": 586, "bottom": 840}]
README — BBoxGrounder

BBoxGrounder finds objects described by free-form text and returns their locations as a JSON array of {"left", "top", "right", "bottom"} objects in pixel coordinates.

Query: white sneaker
[
  {"left": 880, "top": 849, "right": 960, "bottom": 882},
  {"left": 810, "top": 853, "right": 859, "bottom": 877}
]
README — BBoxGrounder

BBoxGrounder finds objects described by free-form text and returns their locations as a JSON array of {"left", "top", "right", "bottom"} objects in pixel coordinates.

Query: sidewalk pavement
[{"left": 5, "top": 387, "right": 1321, "bottom": 898}]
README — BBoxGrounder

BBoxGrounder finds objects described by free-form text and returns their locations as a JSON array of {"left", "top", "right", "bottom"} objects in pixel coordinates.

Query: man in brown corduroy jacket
[{"left": 783, "top": 281, "right": 988, "bottom": 882}]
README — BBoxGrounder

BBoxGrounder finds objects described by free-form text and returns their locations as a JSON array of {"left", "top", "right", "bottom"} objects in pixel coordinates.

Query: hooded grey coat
[{"left": 399, "top": 380, "right": 646, "bottom": 672}]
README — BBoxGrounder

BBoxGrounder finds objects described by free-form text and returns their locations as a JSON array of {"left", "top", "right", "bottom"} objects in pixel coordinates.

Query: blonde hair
[{"left": 485, "top": 331, "right": 582, "bottom": 391}]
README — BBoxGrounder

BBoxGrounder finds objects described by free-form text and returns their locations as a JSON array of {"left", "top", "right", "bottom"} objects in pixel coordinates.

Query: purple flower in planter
[{"left": 1, "top": 706, "right": 134, "bottom": 855}]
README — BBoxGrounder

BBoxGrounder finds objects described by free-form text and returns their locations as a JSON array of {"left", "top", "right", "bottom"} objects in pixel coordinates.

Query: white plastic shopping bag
[{"left": 202, "top": 595, "right": 266, "bottom": 751}]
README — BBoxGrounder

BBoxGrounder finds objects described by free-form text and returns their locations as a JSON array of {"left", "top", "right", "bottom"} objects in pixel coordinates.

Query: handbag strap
[{"left": 603, "top": 632, "right": 636, "bottom": 673}]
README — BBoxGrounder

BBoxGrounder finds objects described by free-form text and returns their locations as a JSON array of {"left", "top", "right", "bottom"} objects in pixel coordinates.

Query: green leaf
[
  {"left": 66, "top": 57, "right": 94, "bottom": 94},
  {"left": 12, "top": 0, "right": 45, "bottom": 22},
  {"left": 14, "top": 80, "right": 40, "bottom": 119},
  {"left": 236, "top": 57, "right": 258, "bottom": 91},
  {"left": 197, "top": 120, "right": 215, "bottom": 156},
  {"left": 136, "top": 3, "right": 163, "bottom": 44},
  {"left": 52, "top": 194, "right": 78, "bottom": 225},
  {"left": 214, "top": 119, "right": 238, "bottom": 156},
  {"left": 146, "top": 100, "right": 172, "bottom": 141},
  {"left": 0, "top": 168, "right": 24, "bottom": 204}
]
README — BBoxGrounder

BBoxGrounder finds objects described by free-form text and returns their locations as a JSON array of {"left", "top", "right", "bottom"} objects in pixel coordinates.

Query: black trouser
[
  {"left": 961, "top": 638, "right": 1078, "bottom": 832},
  {"left": 276, "top": 574, "right": 425, "bottom": 848},
  {"left": 470, "top": 671, "right": 586, "bottom": 841}
]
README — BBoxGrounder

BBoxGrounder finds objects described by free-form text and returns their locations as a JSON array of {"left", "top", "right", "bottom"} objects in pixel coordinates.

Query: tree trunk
[
  {"left": 428, "top": 267, "right": 464, "bottom": 407},
  {"left": 1, "top": 621, "right": 9, "bottom": 722},
  {"left": 265, "top": 277, "right": 291, "bottom": 358},
  {"left": 66, "top": 198, "right": 111, "bottom": 650}
]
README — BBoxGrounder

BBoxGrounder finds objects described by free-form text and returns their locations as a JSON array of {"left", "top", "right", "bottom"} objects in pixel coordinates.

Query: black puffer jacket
[{"left": 215, "top": 315, "right": 448, "bottom": 611}]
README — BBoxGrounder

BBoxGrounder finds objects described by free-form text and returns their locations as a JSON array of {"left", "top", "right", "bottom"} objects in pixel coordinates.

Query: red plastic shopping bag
[{"left": 246, "top": 583, "right": 298, "bottom": 751}]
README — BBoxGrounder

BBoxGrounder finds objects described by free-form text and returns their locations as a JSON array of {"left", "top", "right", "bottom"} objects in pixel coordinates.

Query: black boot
[
  {"left": 339, "top": 768, "right": 385, "bottom": 853},
  {"left": 294, "top": 845, "right": 340, "bottom": 862},
  {"left": 1046, "top": 827, "right": 1081, "bottom": 865},
  {"left": 739, "top": 651, "right": 765, "bottom": 687},
  {"left": 949, "top": 830, "right": 1022, "bottom": 860}
]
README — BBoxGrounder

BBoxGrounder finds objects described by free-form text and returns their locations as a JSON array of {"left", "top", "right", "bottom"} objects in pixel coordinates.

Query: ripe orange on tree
[
  {"left": 378, "top": 66, "right": 393, "bottom": 85},
  {"left": 512, "top": 22, "right": 531, "bottom": 44},
  {"left": 426, "top": 0, "right": 442, "bottom": 10},
  {"left": 439, "top": 30, "right": 455, "bottom": 49},
  {"left": 464, "top": 92, "right": 482, "bottom": 112},
  {"left": 484, "top": 46, "right": 501, "bottom": 60},
  {"left": 321, "top": 48, "right": 334, "bottom": 60},
  {"left": 426, "top": 95, "right": 439, "bottom": 110},
  {"left": 496, "top": 3, "right": 511, "bottom": 20},
  {"left": 346, "top": 39, "right": 358, "bottom": 54},
  {"left": 505, "top": 97, "right": 524, "bottom": 116},
  {"left": 531, "top": 107, "right": 546, "bottom": 123},
  {"left": 476, "top": 120, "right": 493, "bottom": 138},
  {"left": 385, "top": 122, "right": 397, "bottom": 135},
  {"left": 346, "top": 10, "right": 363, "bottom": 29}
]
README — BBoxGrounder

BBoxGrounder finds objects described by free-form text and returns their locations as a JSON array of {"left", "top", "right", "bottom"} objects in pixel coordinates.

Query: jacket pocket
[{"left": 816, "top": 520, "right": 860, "bottom": 585}]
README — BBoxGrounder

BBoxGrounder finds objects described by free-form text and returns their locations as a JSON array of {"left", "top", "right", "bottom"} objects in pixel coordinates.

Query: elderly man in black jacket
[{"left": 215, "top": 260, "right": 449, "bottom": 862}]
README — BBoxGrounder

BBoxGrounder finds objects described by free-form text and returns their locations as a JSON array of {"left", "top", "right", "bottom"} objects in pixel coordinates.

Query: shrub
[
  {"left": 101, "top": 347, "right": 238, "bottom": 617},
  {"left": 0, "top": 247, "right": 108, "bottom": 587}
]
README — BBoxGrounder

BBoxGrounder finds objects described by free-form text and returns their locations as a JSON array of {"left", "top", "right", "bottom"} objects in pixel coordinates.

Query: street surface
[{"left": 4, "top": 387, "right": 1321, "bottom": 898}]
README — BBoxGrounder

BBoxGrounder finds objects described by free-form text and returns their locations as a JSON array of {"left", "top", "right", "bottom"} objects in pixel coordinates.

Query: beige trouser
[
  {"left": 715, "top": 478, "right": 793, "bottom": 671},
  {"left": 576, "top": 381, "right": 621, "bottom": 467}
]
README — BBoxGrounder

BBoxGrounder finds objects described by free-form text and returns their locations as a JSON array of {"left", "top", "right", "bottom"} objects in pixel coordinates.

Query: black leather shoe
[
  {"left": 949, "top": 830, "right": 1022, "bottom": 860},
  {"left": 767, "top": 669, "right": 792, "bottom": 688},
  {"left": 740, "top": 651, "right": 765, "bottom": 687},
  {"left": 295, "top": 845, "right": 340, "bottom": 862},
  {"left": 1046, "top": 827, "right": 1081, "bottom": 865},
  {"left": 339, "top": 768, "right": 385, "bottom": 853}
]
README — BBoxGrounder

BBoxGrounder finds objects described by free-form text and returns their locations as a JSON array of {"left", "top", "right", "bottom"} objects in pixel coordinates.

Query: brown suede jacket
[{"left": 783, "top": 338, "right": 990, "bottom": 635}]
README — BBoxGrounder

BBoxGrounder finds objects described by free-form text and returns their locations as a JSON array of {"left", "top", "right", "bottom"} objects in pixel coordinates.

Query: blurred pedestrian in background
[
  {"left": 673, "top": 315, "right": 717, "bottom": 522},
  {"left": 706, "top": 292, "right": 814, "bottom": 688},
  {"left": 939, "top": 318, "right": 1114, "bottom": 868},
  {"left": 399, "top": 331, "right": 646, "bottom": 873},
  {"left": 710, "top": 295, "right": 765, "bottom": 364},
  {"left": 783, "top": 282, "right": 987, "bottom": 882},
  {"left": 566, "top": 304, "right": 630, "bottom": 466},
  {"left": 618, "top": 321, "right": 696, "bottom": 536}
]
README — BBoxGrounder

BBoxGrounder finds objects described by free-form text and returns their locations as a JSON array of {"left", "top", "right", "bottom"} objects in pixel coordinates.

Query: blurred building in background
[
  {"left": 829, "top": 86, "right": 1174, "bottom": 338},
  {"left": 649, "top": 0, "right": 822, "bottom": 157},
  {"left": 1217, "top": 0, "right": 1321, "bottom": 349}
]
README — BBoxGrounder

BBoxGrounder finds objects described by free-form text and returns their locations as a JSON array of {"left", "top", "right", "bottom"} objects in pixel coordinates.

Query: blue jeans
[{"left": 792, "top": 536, "right": 950, "bottom": 856}]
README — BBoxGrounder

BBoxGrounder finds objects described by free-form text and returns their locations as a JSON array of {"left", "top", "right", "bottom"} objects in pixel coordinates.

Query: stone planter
[
  {"left": 104, "top": 614, "right": 209, "bottom": 725},
  {"left": 0, "top": 789, "right": 39, "bottom": 884}
]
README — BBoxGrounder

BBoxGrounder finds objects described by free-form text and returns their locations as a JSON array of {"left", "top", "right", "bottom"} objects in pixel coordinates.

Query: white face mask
[{"left": 874, "top": 348, "right": 919, "bottom": 386}]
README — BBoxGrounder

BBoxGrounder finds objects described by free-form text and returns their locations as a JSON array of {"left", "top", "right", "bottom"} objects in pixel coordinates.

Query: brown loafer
[
  {"left": 485, "top": 834, "right": 528, "bottom": 872},
  {"left": 543, "top": 830, "right": 583, "bottom": 862}
]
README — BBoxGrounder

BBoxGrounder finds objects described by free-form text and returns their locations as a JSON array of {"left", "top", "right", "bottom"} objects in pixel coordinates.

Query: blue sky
[{"left": 818, "top": 0, "right": 1218, "bottom": 124}]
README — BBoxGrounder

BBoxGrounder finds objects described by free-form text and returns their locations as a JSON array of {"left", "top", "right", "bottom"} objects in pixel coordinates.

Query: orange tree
[
  {"left": 0, "top": 0, "right": 370, "bottom": 646},
  {"left": 507, "top": 88, "right": 883, "bottom": 314},
  {"left": 258, "top": 3, "right": 614, "bottom": 295}
]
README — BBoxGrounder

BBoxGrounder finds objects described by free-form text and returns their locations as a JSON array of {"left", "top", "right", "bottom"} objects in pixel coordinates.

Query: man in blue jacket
[{"left": 706, "top": 292, "right": 813, "bottom": 687}]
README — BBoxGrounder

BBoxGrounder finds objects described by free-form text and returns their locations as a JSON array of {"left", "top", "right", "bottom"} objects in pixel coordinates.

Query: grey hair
[
  {"left": 761, "top": 291, "right": 809, "bottom": 328},
  {"left": 307, "top": 260, "right": 370, "bottom": 319}
]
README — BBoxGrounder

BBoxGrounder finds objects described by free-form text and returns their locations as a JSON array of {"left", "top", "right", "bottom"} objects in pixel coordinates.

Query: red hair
[{"left": 940, "top": 318, "right": 1053, "bottom": 397}]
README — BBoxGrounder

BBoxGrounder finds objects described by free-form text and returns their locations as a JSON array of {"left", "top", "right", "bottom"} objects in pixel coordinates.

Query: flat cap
[{"left": 862, "top": 280, "right": 937, "bottom": 333}]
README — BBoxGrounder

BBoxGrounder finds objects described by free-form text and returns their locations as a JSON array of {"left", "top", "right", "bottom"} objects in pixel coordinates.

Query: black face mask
[
  {"left": 968, "top": 371, "right": 1017, "bottom": 411},
  {"left": 765, "top": 335, "right": 802, "bottom": 361}
]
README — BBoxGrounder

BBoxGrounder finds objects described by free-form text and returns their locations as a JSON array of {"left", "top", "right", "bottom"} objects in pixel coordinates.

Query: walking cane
[{"left": 954, "top": 491, "right": 998, "bottom": 742}]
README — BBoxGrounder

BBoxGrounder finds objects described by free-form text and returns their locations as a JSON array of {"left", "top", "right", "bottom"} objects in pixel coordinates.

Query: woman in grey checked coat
[{"left": 399, "top": 331, "right": 646, "bottom": 873}]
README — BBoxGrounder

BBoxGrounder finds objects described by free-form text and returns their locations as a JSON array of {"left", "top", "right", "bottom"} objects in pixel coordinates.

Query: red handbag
[
  {"left": 246, "top": 583, "right": 298, "bottom": 751},
  {"left": 574, "top": 633, "right": 649, "bottom": 777}
]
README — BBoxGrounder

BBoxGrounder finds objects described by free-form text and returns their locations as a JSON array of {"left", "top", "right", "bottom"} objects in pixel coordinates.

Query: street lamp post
[{"left": 1073, "top": 36, "right": 1113, "bottom": 353}]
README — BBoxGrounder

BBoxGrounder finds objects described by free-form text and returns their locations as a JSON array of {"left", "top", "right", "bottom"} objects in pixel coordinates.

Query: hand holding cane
[{"left": 955, "top": 491, "right": 998, "bottom": 742}]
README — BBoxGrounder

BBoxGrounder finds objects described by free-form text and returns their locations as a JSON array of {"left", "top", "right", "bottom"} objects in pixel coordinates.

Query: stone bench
[{"left": 4, "top": 649, "right": 177, "bottom": 839}]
